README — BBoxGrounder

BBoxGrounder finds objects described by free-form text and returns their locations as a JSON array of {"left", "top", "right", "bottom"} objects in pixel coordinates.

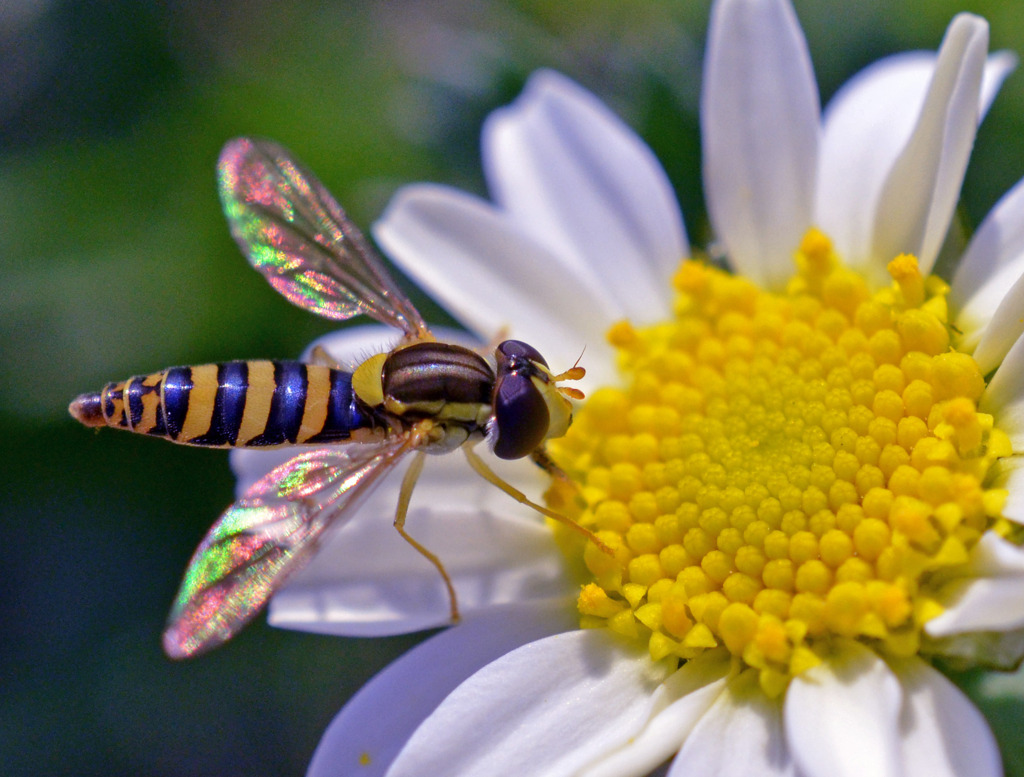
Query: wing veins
[
  {"left": 240, "top": 199, "right": 395, "bottom": 322},
  {"left": 163, "top": 440, "right": 412, "bottom": 658},
  {"left": 220, "top": 137, "right": 428, "bottom": 338}
]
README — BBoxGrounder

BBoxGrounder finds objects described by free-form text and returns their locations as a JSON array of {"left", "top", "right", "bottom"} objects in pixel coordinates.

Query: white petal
[
  {"left": 952, "top": 173, "right": 1024, "bottom": 360},
  {"left": 374, "top": 184, "right": 619, "bottom": 388},
  {"left": 786, "top": 640, "right": 902, "bottom": 777},
  {"left": 817, "top": 53, "right": 934, "bottom": 270},
  {"left": 952, "top": 175, "right": 1024, "bottom": 308},
  {"left": 670, "top": 668, "right": 794, "bottom": 777},
  {"left": 820, "top": 51, "right": 1014, "bottom": 272},
  {"left": 979, "top": 50, "right": 1018, "bottom": 117},
  {"left": 580, "top": 650, "right": 733, "bottom": 777},
  {"left": 996, "top": 456, "right": 1024, "bottom": 525},
  {"left": 269, "top": 453, "right": 574, "bottom": 637},
  {"left": 871, "top": 14, "right": 988, "bottom": 277},
  {"left": 926, "top": 531, "right": 1024, "bottom": 635},
  {"left": 891, "top": 657, "right": 1002, "bottom": 777},
  {"left": 979, "top": 657, "right": 1024, "bottom": 696},
  {"left": 386, "top": 629, "right": 673, "bottom": 777},
  {"left": 307, "top": 600, "right": 576, "bottom": 777},
  {"left": 484, "top": 69, "right": 685, "bottom": 323},
  {"left": 966, "top": 270, "right": 1024, "bottom": 375},
  {"left": 910, "top": 17, "right": 990, "bottom": 274},
  {"left": 974, "top": 48, "right": 1015, "bottom": 115},
  {"left": 980, "top": 331, "right": 1024, "bottom": 448},
  {"left": 701, "top": 0, "right": 819, "bottom": 289}
]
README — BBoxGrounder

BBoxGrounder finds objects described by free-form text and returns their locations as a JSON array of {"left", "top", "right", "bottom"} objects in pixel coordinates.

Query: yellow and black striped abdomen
[{"left": 70, "top": 361, "right": 371, "bottom": 448}]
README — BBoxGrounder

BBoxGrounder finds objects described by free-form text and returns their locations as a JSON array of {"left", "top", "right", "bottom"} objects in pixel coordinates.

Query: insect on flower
[{"left": 68, "top": 137, "right": 602, "bottom": 659}]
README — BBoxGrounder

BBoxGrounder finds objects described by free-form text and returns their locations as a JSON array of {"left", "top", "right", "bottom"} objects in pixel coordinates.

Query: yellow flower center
[{"left": 548, "top": 229, "right": 1013, "bottom": 697}]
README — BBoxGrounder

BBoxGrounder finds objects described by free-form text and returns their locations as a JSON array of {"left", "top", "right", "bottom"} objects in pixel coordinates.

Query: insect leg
[
  {"left": 462, "top": 446, "right": 614, "bottom": 556},
  {"left": 393, "top": 450, "right": 460, "bottom": 623},
  {"left": 529, "top": 446, "right": 584, "bottom": 517},
  {"left": 530, "top": 446, "right": 572, "bottom": 481}
]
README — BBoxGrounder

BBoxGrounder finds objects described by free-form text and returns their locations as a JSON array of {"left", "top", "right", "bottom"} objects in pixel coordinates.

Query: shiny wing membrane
[
  {"left": 218, "top": 137, "right": 429, "bottom": 339},
  {"left": 163, "top": 439, "right": 411, "bottom": 658}
]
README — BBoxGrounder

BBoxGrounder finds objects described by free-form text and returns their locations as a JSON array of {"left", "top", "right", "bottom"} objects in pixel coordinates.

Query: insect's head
[{"left": 489, "top": 340, "right": 585, "bottom": 460}]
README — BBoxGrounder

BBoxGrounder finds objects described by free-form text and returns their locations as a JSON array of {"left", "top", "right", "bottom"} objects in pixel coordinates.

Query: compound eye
[
  {"left": 495, "top": 340, "right": 548, "bottom": 371},
  {"left": 491, "top": 371, "right": 549, "bottom": 460}
]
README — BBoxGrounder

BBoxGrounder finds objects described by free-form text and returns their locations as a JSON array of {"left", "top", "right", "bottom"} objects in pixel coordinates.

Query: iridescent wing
[
  {"left": 218, "top": 137, "right": 430, "bottom": 339},
  {"left": 162, "top": 439, "right": 411, "bottom": 658}
]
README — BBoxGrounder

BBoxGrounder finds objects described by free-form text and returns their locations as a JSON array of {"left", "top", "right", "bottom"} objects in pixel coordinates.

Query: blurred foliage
[{"left": 4, "top": 1, "right": 1024, "bottom": 775}]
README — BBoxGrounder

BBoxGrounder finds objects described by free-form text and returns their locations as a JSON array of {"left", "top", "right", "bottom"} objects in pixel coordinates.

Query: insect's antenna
[
  {"left": 552, "top": 367, "right": 585, "bottom": 381},
  {"left": 572, "top": 346, "right": 586, "bottom": 370},
  {"left": 557, "top": 384, "right": 585, "bottom": 400},
  {"left": 551, "top": 347, "right": 586, "bottom": 400}
]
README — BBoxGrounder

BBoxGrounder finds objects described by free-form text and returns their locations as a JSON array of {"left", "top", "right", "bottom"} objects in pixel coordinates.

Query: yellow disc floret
[{"left": 548, "top": 230, "right": 1008, "bottom": 696}]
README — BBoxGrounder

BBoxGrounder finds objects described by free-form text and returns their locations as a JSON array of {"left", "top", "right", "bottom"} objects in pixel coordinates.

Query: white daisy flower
[{"left": 235, "top": 1, "right": 1024, "bottom": 775}]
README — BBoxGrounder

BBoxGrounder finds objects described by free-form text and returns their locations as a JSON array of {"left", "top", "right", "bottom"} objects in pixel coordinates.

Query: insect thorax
[{"left": 352, "top": 342, "right": 495, "bottom": 451}]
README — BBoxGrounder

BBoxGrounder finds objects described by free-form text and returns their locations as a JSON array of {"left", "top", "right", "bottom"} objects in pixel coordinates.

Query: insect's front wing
[
  {"left": 218, "top": 137, "right": 429, "bottom": 339},
  {"left": 163, "top": 439, "right": 411, "bottom": 659}
]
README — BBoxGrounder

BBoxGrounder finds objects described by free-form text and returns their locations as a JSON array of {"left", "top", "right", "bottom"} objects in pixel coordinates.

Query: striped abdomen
[{"left": 70, "top": 361, "right": 371, "bottom": 447}]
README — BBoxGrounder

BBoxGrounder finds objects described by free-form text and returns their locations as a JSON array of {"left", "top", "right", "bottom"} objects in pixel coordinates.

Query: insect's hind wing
[
  {"left": 163, "top": 439, "right": 411, "bottom": 659},
  {"left": 218, "top": 137, "right": 430, "bottom": 340}
]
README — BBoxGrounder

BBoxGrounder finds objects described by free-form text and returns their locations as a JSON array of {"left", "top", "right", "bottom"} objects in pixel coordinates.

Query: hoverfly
[{"left": 69, "top": 137, "right": 604, "bottom": 659}]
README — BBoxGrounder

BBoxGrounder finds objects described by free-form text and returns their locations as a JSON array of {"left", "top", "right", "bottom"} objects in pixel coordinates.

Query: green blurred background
[{"left": 4, "top": 1, "right": 1024, "bottom": 775}]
